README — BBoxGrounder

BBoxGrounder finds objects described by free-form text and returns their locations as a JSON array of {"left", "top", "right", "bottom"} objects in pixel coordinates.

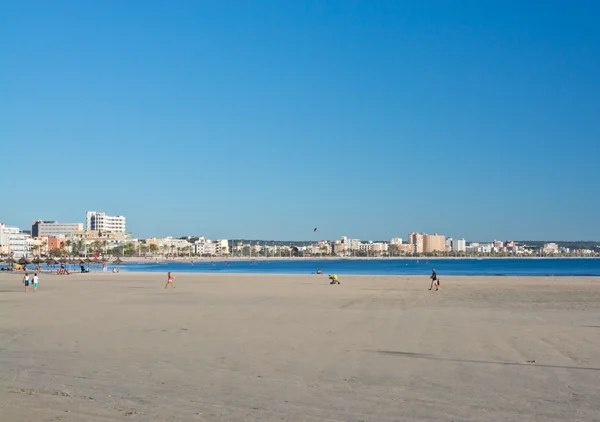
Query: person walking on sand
[
  {"left": 429, "top": 269, "right": 440, "bottom": 291},
  {"left": 23, "top": 272, "right": 30, "bottom": 292},
  {"left": 165, "top": 271, "right": 175, "bottom": 289},
  {"left": 33, "top": 273, "right": 39, "bottom": 292}
]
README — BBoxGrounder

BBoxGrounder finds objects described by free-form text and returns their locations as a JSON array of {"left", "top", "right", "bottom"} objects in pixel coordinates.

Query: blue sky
[{"left": 1, "top": 1, "right": 599, "bottom": 241}]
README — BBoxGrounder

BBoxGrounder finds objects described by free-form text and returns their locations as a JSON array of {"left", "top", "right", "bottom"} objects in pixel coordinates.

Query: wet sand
[{"left": 1, "top": 273, "right": 599, "bottom": 421}]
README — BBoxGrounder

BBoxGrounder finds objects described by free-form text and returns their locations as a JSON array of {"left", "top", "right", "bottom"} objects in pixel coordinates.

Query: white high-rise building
[
  {"left": 340, "top": 237, "right": 361, "bottom": 251},
  {"left": 194, "top": 239, "right": 229, "bottom": 256},
  {"left": 451, "top": 238, "right": 466, "bottom": 252},
  {"left": 86, "top": 212, "right": 126, "bottom": 233},
  {"left": 0, "top": 223, "right": 32, "bottom": 258}
]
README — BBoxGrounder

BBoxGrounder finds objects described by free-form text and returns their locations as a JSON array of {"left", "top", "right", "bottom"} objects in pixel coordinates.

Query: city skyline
[
  {"left": 2, "top": 212, "right": 600, "bottom": 243},
  {"left": 2, "top": 213, "right": 600, "bottom": 244},
  {"left": 2, "top": 2, "right": 600, "bottom": 240},
  {"left": 2, "top": 211, "right": 598, "bottom": 259}
]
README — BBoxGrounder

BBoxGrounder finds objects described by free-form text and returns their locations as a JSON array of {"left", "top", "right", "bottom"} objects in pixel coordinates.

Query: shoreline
[
  {"left": 6, "top": 257, "right": 599, "bottom": 277},
  {"left": 117, "top": 256, "right": 600, "bottom": 263},
  {"left": 3, "top": 270, "right": 600, "bottom": 278}
]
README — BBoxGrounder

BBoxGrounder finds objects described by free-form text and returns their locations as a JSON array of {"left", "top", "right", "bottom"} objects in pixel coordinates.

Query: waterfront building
[
  {"left": 390, "top": 237, "right": 403, "bottom": 245},
  {"left": 451, "top": 238, "right": 467, "bottom": 252},
  {"left": 341, "top": 236, "right": 361, "bottom": 251},
  {"left": 542, "top": 243, "right": 559, "bottom": 254},
  {"left": 32, "top": 220, "right": 83, "bottom": 237},
  {"left": 86, "top": 212, "right": 126, "bottom": 233},
  {"left": 407, "top": 232, "right": 424, "bottom": 253},
  {"left": 423, "top": 233, "right": 445, "bottom": 253},
  {"left": 47, "top": 237, "right": 68, "bottom": 252},
  {"left": 0, "top": 223, "right": 32, "bottom": 258}
]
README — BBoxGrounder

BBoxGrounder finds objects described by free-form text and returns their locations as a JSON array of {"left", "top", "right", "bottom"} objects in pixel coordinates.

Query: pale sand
[{"left": 1, "top": 273, "right": 599, "bottom": 422}]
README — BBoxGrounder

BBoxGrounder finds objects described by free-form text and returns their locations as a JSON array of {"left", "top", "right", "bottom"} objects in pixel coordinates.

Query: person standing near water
[
  {"left": 165, "top": 271, "right": 175, "bottom": 289},
  {"left": 33, "top": 273, "right": 39, "bottom": 292}
]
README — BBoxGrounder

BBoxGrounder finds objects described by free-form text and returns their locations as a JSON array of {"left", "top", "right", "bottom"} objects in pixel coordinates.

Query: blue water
[{"left": 112, "top": 258, "right": 600, "bottom": 276}]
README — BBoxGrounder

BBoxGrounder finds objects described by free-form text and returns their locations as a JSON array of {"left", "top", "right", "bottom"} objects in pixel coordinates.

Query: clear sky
[{"left": 1, "top": 1, "right": 599, "bottom": 241}]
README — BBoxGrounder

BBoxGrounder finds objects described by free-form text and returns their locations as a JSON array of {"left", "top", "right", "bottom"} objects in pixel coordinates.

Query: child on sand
[
  {"left": 329, "top": 274, "right": 340, "bottom": 285},
  {"left": 165, "top": 272, "right": 175, "bottom": 289},
  {"left": 33, "top": 273, "right": 39, "bottom": 292},
  {"left": 23, "top": 272, "right": 30, "bottom": 292}
]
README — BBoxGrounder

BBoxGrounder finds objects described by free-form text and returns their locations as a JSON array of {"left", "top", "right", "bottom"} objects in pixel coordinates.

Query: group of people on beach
[
  {"left": 17, "top": 268, "right": 439, "bottom": 292},
  {"left": 315, "top": 269, "right": 341, "bottom": 284},
  {"left": 316, "top": 268, "right": 440, "bottom": 289},
  {"left": 22, "top": 272, "right": 39, "bottom": 292}
]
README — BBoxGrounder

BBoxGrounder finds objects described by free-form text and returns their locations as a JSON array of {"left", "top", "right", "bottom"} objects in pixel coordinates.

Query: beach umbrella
[
  {"left": 18, "top": 257, "right": 31, "bottom": 265},
  {"left": 45, "top": 258, "right": 55, "bottom": 269}
]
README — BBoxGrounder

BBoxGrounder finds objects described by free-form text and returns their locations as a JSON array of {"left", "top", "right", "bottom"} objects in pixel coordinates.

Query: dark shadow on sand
[{"left": 373, "top": 350, "right": 600, "bottom": 372}]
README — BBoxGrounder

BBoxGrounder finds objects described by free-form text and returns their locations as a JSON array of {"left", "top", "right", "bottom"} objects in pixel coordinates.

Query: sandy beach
[{"left": 1, "top": 273, "right": 599, "bottom": 421}]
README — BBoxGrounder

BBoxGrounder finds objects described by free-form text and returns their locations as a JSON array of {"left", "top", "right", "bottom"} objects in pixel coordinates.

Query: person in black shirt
[{"left": 429, "top": 269, "right": 440, "bottom": 291}]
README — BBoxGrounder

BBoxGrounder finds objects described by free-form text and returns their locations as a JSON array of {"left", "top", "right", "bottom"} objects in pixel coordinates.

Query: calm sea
[{"left": 115, "top": 258, "right": 600, "bottom": 276}]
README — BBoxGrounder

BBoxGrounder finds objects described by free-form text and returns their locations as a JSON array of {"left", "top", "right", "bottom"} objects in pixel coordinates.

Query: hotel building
[
  {"left": 32, "top": 220, "right": 84, "bottom": 238},
  {"left": 423, "top": 234, "right": 446, "bottom": 253},
  {"left": 86, "top": 212, "right": 126, "bottom": 233}
]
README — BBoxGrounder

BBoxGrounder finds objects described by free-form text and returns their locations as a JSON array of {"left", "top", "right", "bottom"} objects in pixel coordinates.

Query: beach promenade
[{"left": 1, "top": 273, "right": 599, "bottom": 421}]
